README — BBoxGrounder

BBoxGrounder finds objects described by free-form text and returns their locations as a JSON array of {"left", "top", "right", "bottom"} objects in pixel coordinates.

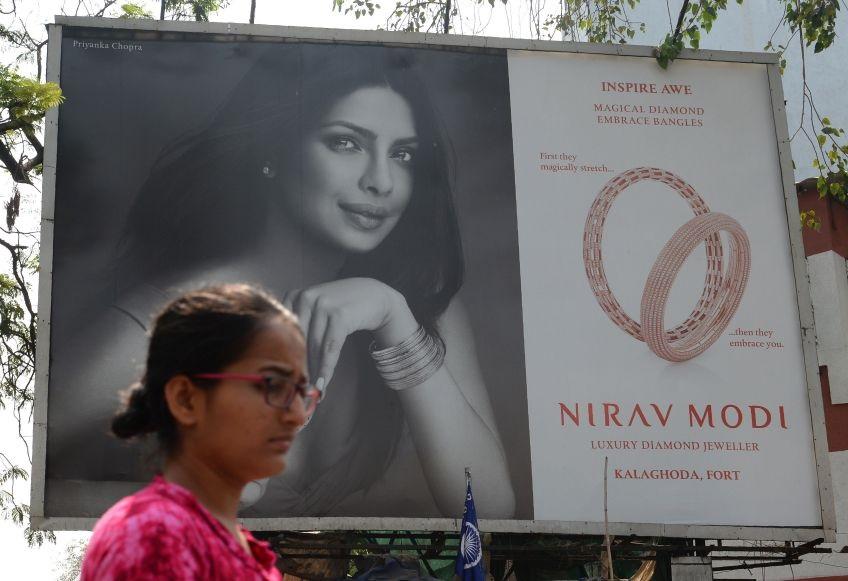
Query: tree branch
[
  {"left": 0, "top": 117, "right": 33, "bottom": 134},
  {"left": 0, "top": 238, "right": 36, "bottom": 355},
  {"left": 672, "top": 0, "right": 691, "bottom": 42},
  {"left": 20, "top": 127, "right": 43, "bottom": 175},
  {"left": 93, "top": 0, "right": 118, "bottom": 17},
  {"left": 0, "top": 0, "right": 17, "bottom": 16},
  {"left": 21, "top": 126, "right": 42, "bottom": 157},
  {"left": 0, "top": 140, "right": 32, "bottom": 185}
]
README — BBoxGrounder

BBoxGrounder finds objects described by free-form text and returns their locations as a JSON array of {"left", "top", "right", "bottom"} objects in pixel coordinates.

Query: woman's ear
[{"left": 164, "top": 375, "right": 205, "bottom": 428}]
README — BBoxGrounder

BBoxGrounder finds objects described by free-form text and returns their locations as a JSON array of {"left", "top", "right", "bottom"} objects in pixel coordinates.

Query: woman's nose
[
  {"left": 284, "top": 395, "right": 309, "bottom": 428},
  {"left": 360, "top": 155, "right": 394, "bottom": 196}
]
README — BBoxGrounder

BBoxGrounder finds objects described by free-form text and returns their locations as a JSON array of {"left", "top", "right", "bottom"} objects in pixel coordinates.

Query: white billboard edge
[{"left": 29, "top": 17, "right": 835, "bottom": 542}]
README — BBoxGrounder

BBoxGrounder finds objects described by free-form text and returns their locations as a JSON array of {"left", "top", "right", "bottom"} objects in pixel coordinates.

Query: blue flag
[{"left": 455, "top": 480, "right": 485, "bottom": 581}]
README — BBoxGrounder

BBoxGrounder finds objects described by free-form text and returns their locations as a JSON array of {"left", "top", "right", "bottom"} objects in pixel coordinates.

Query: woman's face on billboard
[{"left": 282, "top": 85, "right": 418, "bottom": 254}]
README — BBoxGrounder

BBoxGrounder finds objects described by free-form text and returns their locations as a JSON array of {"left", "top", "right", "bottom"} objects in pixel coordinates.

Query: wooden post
[{"left": 604, "top": 456, "right": 614, "bottom": 580}]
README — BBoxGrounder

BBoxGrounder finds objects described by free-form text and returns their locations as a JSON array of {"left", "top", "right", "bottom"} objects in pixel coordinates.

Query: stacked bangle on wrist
[{"left": 370, "top": 326, "right": 446, "bottom": 391}]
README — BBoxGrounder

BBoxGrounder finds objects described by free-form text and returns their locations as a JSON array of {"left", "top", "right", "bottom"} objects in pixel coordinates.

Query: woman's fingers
[
  {"left": 316, "top": 314, "right": 346, "bottom": 392},
  {"left": 307, "top": 307, "right": 328, "bottom": 380},
  {"left": 239, "top": 478, "right": 270, "bottom": 508},
  {"left": 291, "top": 290, "right": 314, "bottom": 354},
  {"left": 284, "top": 283, "right": 365, "bottom": 393},
  {"left": 284, "top": 291, "right": 313, "bottom": 363}
]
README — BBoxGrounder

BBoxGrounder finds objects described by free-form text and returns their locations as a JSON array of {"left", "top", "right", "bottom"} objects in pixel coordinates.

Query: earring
[{"left": 261, "top": 162, "right": 276, "bottom": 178}]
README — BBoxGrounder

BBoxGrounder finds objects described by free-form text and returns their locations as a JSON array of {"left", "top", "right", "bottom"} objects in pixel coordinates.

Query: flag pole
[
  {"left": 456, "top": 465, "right": 484, "bottom": 580},
  {"left": 604, "top": 456, "right": 614, "bottom": 580}
]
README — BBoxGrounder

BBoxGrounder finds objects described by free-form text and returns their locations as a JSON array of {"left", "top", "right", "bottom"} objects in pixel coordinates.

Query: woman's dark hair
[
  {"left": 111, "top": 283, "right": 299, "bottom": 454},
  {"left": 115, "top": 43, "right": 464, "bottom": 333}
]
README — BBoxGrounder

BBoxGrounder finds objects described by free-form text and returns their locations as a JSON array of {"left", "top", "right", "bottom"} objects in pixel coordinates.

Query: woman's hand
[{"left": 282, "top": 278, "right": 418, "bottom": 390}]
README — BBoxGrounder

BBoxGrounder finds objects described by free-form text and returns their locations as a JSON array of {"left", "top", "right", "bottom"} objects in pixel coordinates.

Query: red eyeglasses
[{"left": 192, "top": 373, "right": 322, "bottom": 415}]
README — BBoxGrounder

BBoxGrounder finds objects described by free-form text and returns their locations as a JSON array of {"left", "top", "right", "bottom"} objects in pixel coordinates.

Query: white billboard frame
[{"left": 29, "top": 16, "right": 835, "bottom": 542}]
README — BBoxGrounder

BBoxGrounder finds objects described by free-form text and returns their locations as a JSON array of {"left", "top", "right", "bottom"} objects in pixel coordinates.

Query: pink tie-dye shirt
[{"left": 81, "top": 475, "right": 283, "bottom": 580}]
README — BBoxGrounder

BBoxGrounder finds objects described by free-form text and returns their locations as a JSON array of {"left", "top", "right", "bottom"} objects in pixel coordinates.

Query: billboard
[{"left": 31, "top": 18, "right": 834, "bottom": 541}]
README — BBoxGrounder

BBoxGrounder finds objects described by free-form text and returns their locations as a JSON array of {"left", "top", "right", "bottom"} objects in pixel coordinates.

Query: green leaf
[{"left": 119, "top": 3, "right": 153, "bottom": 19}]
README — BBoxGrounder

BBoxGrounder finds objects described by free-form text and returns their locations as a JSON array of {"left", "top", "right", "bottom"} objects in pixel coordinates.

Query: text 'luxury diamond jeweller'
[{"left": 582, "top": 167, "right": 751, "bottom": 363}]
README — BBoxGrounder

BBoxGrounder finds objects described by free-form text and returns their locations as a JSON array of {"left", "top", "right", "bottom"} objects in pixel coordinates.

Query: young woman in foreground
[{"left": 81, "top": 284, "right": 318, "bottom": 580}]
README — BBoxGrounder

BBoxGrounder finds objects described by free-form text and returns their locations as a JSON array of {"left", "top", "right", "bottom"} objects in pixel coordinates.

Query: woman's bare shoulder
[
  {"left": 437, "top": 296, "right": 475, "bottom": 343},
  {"left": 437, "top": 296, "right": 501, "bottom": 427}
]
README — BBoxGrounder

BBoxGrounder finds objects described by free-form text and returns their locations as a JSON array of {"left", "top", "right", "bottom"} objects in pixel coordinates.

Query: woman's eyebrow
[
  {"left": 321, "top": 121, "right": 417, "bottom": 144},
  {"left": 259, "top": 364, "right": 294, "bottom": 376},
  {"left": 393, "top": 136, "right": 419, "bottom": 147},
  {"left": 321, "top": 121, "right": 375, "bottom": 139}
]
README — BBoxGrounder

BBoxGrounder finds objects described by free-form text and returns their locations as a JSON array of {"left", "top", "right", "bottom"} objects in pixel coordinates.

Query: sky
[{"left": 0, "top": 1, "right": 845, "bottom": 579}]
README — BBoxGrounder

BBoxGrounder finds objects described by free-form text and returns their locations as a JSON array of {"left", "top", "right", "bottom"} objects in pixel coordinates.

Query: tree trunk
[
  {"left": 160, "top": 0, "right": 166, "bottom": 20},
  {"left": 250, "top": 0, "right": 257, "bottom": 24},
  {"left": 443, "top": 0, "right": 451, "bottom": 33},
  {"left": 672, "top": 0, "right": 691, "bottom": 40}
]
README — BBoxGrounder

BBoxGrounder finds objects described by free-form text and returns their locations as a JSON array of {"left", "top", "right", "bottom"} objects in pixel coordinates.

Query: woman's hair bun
[{"left": 111, "top": 382, "right": 154, "bottom": 439}]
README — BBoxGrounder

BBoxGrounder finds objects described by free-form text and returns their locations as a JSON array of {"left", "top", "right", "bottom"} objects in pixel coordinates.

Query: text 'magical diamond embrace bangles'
[{"left": 583, "top": 167, "right": 751, "bottom": 362}]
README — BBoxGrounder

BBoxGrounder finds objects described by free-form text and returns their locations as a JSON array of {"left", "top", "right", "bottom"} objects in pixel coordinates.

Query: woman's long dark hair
[{"left": 113, "top": 43, "right": 464, "bottom": 513}]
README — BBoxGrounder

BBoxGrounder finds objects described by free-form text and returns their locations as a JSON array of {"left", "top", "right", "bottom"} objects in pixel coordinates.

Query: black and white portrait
[{"left": 46, "top": 34, "right": 531, "bottom": 520}]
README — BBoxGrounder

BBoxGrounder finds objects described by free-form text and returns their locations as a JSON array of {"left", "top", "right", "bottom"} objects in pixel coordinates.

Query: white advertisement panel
[{"left": 509, "top": 51, "right": 820, "bottom": 526}]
